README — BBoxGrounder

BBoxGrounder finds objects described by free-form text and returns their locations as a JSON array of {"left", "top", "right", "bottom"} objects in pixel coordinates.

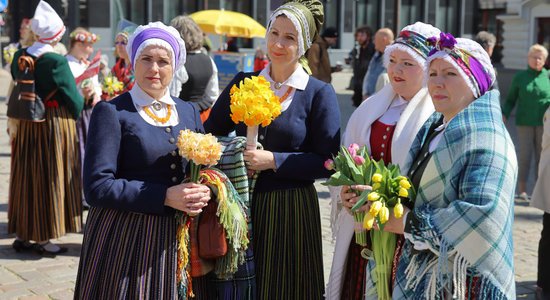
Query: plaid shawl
[{"left": 394, "top": 90, "right": 517, "bottom": 299}]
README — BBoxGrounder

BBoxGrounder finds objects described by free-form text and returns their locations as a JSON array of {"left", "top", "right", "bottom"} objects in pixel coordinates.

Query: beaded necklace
[{"left": 143, "top": 105, "right": 172, "bottom": 124}]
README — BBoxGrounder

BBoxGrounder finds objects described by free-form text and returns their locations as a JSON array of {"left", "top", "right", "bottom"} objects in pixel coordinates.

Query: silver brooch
[{"left": 152, "top": 101, "right": 162, "bottom": 111}]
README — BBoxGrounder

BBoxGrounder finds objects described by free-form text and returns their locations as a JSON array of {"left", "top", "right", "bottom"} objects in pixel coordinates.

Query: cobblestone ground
[{"left": 0, "top": 68, "right": 542, "bottom": 299}]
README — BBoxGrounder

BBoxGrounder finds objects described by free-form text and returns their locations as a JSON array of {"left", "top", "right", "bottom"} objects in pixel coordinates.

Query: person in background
[
  {"left": 169, "top": 15, "right": 218, "bottom": 123},
  {"left": 66, "top": 28, "right": 102, "bottom": 209},
  {"left": 8, "top": 0, "right": 83, "bottom": 256},
  {"left": 254, "top": 47, "right": 269, "bottom": 72},
  {"left": 362, "top": 27, "right": 394, "bottom": 99},
  {"left": 306, "top": 26, "right": 342, "bottom": 83},
  {"left": 350, "top": 25, "right": 375, "bottom": 107},
  {"left": 74, "top": 21, "right": 211, "bottom": 298},
  {"left": 110, "top": 27, "right": 136, "bottom": 95},
  {"left": 475, "top": 30, "right": 499, "bottom": 92},
  {"left": 531, "top": 105, "right": 550, "bottom": 300},
  {"left": 3, "top": 18, "right": 34, "bottom": 70},
  {"left": 386, "top": 35, "right": 516, "bottom": 300},
  {"left": 5, "top": 18, "right": 35, "bottom": 145},
  {"left": 226, "top": 36, "right": 239, "bottom": 52},
  {"left": 204, "top": 0, "right": 341, "bottom": 298},
  {"left": 327, "top": 22, "right": 439, "bottom": 300},
  {"left": 502, "top": 44, "right": 550, "bottom": 201}
]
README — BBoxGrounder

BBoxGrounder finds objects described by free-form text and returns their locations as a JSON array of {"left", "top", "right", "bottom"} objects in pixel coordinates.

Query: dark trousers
[{"left": 539, "top": 213, "right": 550, "bottom": 293}]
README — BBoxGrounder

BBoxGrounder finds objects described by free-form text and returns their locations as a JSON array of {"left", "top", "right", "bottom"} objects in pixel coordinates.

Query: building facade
[{"left": 498, "top": 0, "right": 550, "bottom": 69}]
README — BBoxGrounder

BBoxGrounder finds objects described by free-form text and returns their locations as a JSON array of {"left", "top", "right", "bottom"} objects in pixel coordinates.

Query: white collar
[
  {"left": 390, "top": 95, "right": 408, "bottom": 108},
  {"left": 260, "top": 63, "right": 309, "bottom": 91},
  {"left": 27, "top": 42, "right": 54, "bottom": 57},
  {"left": 129, "top": 83, "right": 176, "bottom": 107},
  {"left": 65, "top": 54, "right": 86, "bottom": 65}
]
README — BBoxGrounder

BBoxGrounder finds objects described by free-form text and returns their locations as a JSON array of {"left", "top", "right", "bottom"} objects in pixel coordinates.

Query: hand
[
  {"left": 165, "top": 182, "right": 211, "bottom": 215},
  {"left": 243, "top": 149, "right": 276, "bottom": 171},
  {"left": 380, "top": 207, "right": 411, "bottom": 234},
  {"left": 82, "top": 85, "right": 95, "bottom": 101},
  {"left": 340, "top": 184, "right": 372, "bottom": 213}
]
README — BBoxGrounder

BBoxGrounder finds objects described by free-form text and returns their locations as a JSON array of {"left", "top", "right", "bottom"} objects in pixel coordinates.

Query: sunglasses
[{"left": 115, "top": 41, "right": 127, "bottom": 46}]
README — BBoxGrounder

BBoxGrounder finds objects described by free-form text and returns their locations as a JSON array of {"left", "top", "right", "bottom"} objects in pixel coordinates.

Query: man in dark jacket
[
  {"left": 307, "top": 27, "right": 342, "bottom": 83},
  {"left": 350, "top": 26, "right": 375, "bottom": 107}
]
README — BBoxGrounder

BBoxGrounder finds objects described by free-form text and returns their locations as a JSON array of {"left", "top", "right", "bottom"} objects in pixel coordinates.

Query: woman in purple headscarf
[{"left": 74, "top": 22, "right": 211, "bottom": 299}]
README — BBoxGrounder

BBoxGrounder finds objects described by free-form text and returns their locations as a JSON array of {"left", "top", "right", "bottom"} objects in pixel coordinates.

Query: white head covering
[
  {"left": 383, "top": 22, "right": 441, "bottom": 71},
  {"left": 426, "top": 37, "right": 495, "bottom": 98},
  {"left": 126, "top": 21, "right": 186, "bottom": 72},
  {"left": 31, "top": 1, "right": 66, "bottom": 44}
]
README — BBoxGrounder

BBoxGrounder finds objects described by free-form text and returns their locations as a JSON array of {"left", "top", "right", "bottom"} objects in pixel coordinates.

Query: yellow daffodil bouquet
[
  {"left": 323, "top": 143, "right": 415, "bottom": 300},
  {"left": 175, "top": 129, "right": 249, "bottom": 298},
  {"left": 101, "top": 74, "right": 124, "bottom": 98},
  {"left": 229, "top": 76, "right": 282, "bottom": 150}
]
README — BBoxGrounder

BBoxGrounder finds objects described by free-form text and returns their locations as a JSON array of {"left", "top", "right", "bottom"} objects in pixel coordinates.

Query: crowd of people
[{"left": 4, "top": 0, "right": 550, "bottom": 299}]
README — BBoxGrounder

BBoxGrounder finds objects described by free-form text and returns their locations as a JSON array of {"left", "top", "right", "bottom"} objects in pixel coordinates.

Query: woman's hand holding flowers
[
  {"left": 165, "top": 182, "right": 211, "bottom": 215},
  {"left": 379, "top": 205, "right": 410, "bottom": 235},
  {"left": 243, "top": 149, "right": 276, "bottom": 171},
  {"left": 341, "top": 185, "right": 372, "bottom": 213}
]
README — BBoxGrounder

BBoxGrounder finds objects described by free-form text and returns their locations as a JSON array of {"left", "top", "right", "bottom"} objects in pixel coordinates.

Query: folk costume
[
  {"left": 204, "top": 2, "right": 339, "bottom": 296},
  {"left": 74, "top": 22, "right": 196, "bottom": 299},
  {"left": 66, "top": 29, "right": 102, "bottom": 190},
  {"left": 8, "top": 0, "right": 84, "bottom": 243},
  {"left": 394, "top": 36, "right": 517, "bottom": 300},
  {"left": 326, "top": 22, "right": 439, "bottom": 300}
]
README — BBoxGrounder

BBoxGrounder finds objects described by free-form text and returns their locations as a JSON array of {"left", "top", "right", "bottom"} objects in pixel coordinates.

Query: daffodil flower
[
  {"left": 398, "top": 187, "right": 409, "bottom": 197},
  {"left": 368, "top": 192, "right": 380, "bottom": 201}
]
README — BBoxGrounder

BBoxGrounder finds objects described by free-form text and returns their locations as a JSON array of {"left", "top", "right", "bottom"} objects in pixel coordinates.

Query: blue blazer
[
  {"left": 204, "top": 71, "right": 341, "bottom": 192},
  {"left": 83, "top": 92, "right": 203, "bottom": 216}
]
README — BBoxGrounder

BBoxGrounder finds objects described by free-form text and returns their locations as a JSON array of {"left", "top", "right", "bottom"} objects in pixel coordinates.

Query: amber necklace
[
  {"left": 143, "top": 105, "right": 172, "bottom": 124},
  {"left": 279, "top": 86, "right": 294, "bottom": 103}
]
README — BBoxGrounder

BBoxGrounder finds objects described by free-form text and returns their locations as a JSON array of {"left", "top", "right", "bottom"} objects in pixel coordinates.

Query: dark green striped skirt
[
  {"left": 74, "top": 207, "right": 178, "bottom": 299},
  {"left": 8, "top": 106, "right": 82, "bottom": 241},
  {"left": 252, "top": 184, "right": 324, "bottom": 299}
]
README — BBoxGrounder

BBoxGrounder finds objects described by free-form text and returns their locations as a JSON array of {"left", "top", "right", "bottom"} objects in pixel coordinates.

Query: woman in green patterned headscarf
[{"left": 204, "top": 0, "right": 341, "bottom": 299}]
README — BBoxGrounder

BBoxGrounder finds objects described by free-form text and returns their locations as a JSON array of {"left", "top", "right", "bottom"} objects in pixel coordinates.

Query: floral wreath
[{"left": 70, "top": 31, "right": 99, "bottom": 43}]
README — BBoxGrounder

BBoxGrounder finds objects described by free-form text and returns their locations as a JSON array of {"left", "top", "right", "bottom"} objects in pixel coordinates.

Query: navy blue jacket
[
  {"left": 83, "top": 92, "right": 203, "bottom": 216},
  {"left": 204, "top": 71, "right": 341, "bottom": 192}
]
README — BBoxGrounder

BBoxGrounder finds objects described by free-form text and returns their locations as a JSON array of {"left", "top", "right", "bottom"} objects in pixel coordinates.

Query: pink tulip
[
  {"left": 353, "top": 155, "right": 365, "bottom": 165},
  {"left": 348, "top": 143, "right": 360, "bottom": 156},
  {"left": 324, "top": 159, "right": 335, "bottom": 170}
]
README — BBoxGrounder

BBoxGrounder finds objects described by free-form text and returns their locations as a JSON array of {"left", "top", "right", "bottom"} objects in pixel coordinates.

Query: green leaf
[
  {"left": 322, "top": 171, "right": 356, "bottom": 186},
  {"left": 351, "top": 188, "right": 372, "bottom": 212}
]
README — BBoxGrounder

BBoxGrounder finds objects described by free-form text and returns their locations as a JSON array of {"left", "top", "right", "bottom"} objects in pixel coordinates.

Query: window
[
  {"left": 356, "top": 0, "right": 380, "bottom": 30},
  {"left": 537, "top": 18, "right": 550, "bottom": 68}
]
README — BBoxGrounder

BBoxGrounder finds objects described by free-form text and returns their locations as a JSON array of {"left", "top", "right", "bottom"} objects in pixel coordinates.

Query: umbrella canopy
[{"left": 190, "top": 10, "right": 266, "bottom": 38}]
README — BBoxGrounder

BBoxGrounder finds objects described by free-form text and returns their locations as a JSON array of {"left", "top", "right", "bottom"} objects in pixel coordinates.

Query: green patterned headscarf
[{"left": 267, "top": 0, "right": 324, "bottom": 73}]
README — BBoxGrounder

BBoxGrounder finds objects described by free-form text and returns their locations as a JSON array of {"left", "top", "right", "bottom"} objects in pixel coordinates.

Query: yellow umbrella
[{"left": 190, "top": 10, "right": 266, "bottom": 38}]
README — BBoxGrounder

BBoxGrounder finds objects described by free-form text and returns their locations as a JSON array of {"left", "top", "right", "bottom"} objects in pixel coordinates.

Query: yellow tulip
[
  {"left": 372, "top": 182, "right": 381, "bottom": 191},
  {"left": 379, "top": 206, "right": 390, "bottom": 224},
  {"left": 363, "top": 213, "right": 375, "bottom": 230},
  {"left": 398, "top": 187, "right": 409, "bottom": 197},
  {"left": 399, "top": 179, "right": 412, "bottom": 189},
  {"left": 372, "top": 173, "right": 383, "bottom": 183},
  {"left": 394, "top": 201, "right": 404, "bottom": 219},
  {"left": 367, "top": 192, "right": 380, "bottom": 201},
  {"left": 369, "top": 200, "right": 383, "bottom": 216}
]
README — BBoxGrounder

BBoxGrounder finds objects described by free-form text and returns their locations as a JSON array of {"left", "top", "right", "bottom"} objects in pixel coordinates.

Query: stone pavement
[{"left": 0, "top": 68, "right": 543, "bottom": 299}]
